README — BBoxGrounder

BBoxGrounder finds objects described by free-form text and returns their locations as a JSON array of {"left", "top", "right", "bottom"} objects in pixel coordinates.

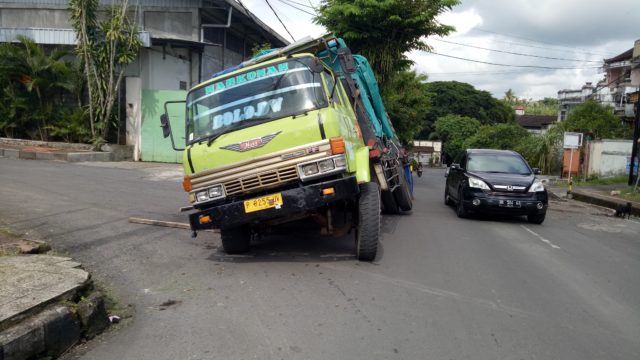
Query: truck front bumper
[{"left": 189, "top": 176, "right": 359, "bottom": 230}]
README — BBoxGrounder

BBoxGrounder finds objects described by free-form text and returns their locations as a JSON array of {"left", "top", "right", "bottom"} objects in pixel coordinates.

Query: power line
[
  {"left": 426, "top": 68, "right": 558, "bottom": 75},
  {"left": 273, "top": 0, "right": 316, "bottom": 16},
  {"left": 428, "top": 51, "right": 602, "bottom": 70},
  {"left": 432, "top": 38, "right": 602, "bottom": 63},
  {"left": 281, "top": 0, "right": 316, "bottom": 10},
  {"left": 470, "top": 28, "right": 614, "bottom": 57},
  {"left": 264, "top": 0, "right": 296, "bottom": 42}
]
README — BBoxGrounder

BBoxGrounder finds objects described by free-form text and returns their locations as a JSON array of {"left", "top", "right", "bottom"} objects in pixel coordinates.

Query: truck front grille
[{"left": 224, "top": 166, "right": 299, "bottom": 195}]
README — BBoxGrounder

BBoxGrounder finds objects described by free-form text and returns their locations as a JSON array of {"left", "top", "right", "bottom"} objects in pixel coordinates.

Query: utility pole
[{"left": 629, "top": 88, "right": 640, "bottom": 185}]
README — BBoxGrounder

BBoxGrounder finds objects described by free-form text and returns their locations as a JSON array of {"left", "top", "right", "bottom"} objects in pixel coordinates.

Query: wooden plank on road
[{"left": 128, "top": 217, "right": 219, "bottom": 233}]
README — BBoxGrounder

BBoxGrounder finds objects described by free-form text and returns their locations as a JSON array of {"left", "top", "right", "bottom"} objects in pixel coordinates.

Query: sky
[{"left": 240, "top": 0, "right": 639, "bottom": 101}]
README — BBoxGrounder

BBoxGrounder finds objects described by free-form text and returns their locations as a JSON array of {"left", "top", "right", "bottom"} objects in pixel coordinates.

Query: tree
[
  {"left": 516, "top": 125, "right": 563, "bottom": 174},
  {"left": 69, "top": 0, "right": 141, "bottom": 145},
  {"left": 434, "top": 114, "right": 481, "bottom": 162},
  {"left": 0, "top": 36, "right": 75, "bottom": 140},
  {"left": 383, "top": 70, "right": 430, "bottom": 144},
  {"left": 419, "top": 81, "right": 516, "bottom": 138},
  {"left": 562, "top": 99, "right": 629, "bottom": 139},
  {"left": 503, "top": 88, "right": 516, "bottom": 104},
  {"left": 314, "top": 0, "right": 459, "bottom": 89},
  {"left": 463, "top": 123, "right": 531, "bottom": 150}
]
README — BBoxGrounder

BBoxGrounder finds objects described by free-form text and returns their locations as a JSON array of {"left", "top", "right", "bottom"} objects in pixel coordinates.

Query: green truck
[{"left": 160, "top": 34, "right": 412, "bottom": 261}]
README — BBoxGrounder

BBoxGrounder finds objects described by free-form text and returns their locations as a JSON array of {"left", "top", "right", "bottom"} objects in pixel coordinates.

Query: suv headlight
[
  {"left": 468, "top": 177, "right": 490, "bottom": 190},
  {"left": 528, "top": 180, "right": 545, "bottom": 192}
]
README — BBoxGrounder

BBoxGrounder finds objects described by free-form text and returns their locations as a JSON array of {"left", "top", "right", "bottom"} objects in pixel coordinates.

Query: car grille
[
  {"left": 223, "top": 166, "right": 299, "bottom": 196},
  {"left": 493, "top": 185, "right": 528, "bottom": 193}
]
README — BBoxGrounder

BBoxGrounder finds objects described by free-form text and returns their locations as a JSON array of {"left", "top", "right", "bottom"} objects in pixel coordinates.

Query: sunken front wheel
[
  {"left": 220, "top": 226, "right": 251, "bottom": 254},
  {"left": 356, "top": 182, "right": 381, "bottom": 261}
]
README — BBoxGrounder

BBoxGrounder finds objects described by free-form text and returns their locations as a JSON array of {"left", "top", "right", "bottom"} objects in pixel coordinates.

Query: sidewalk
[
  {"left": 0, "top": 138, "right": 132, "bottom": 162},
  {"left": 0, "top": 232, "right": 111, "bottom": 359},
  {"left": 547, "top": 184, "right": 640, "bottom": 217}
]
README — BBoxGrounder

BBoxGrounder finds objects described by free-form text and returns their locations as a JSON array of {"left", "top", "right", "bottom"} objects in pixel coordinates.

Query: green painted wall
[{"left": 141, "top": 89, "right": 187, "bottom": 163}]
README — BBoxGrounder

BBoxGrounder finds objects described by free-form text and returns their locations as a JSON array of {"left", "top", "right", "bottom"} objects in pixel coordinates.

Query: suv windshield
[
  {"left": 467, "top": 154, "right": 531, "bottom": 175},
  {"left": 186, "top": 57, "right": 327, "bottom": 145}
]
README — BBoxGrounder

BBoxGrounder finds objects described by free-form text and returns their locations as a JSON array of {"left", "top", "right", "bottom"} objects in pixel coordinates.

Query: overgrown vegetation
[
  {"left": 69, "top": 0, "right": 141, "bottom": 147},
  {"left": 0, "top": 1, "right": 140, "bottom": 145},
  {"left": 432, "top": 97, "right": 631, "bottom": 176},
  {"left": 0, "top": 36, "right": 89, "bottom": 142},
  {"left": 314, "top": 0, "right": 459, "bottom": 144}
]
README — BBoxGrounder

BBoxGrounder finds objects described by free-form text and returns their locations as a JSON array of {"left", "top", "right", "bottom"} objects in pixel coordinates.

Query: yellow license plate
[{"left": 244, "top": 193, "right": 283, "bottom": 213}]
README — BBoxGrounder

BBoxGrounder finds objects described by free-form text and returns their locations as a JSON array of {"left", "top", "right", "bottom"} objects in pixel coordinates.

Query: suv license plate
[
  {"left": 244, "top": 193, "right": 283, "bottom": 213},
  {"left": 499, "top": 200, "right": 521, "bottom": 208}
]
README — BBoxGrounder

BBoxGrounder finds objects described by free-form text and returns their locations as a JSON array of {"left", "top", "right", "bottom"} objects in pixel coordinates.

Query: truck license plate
[
  {"left": 499, "top": 200, "right": 521, "bottom": 208},
  {"left": 244, "top": 193, "right": 283, "bottom": 213}
]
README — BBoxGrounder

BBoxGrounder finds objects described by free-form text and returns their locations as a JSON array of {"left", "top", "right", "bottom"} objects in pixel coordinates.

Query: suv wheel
[
  {"left": 456, "top": 188, "right": 468, "bottom": 218},
  {"left": 527, "top": 212, "right": 546, "bottom": 224}
]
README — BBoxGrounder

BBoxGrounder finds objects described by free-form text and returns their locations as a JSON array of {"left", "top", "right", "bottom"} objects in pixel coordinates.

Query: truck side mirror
[
  {"left": 532, "top": 168, "right": 541, "bottom": 175},
  {"left": 160, "top": 114, "right": 171, "bottom": 138},
  {"left": 161, "top": 100, "right": 186, "bottom": 151}
]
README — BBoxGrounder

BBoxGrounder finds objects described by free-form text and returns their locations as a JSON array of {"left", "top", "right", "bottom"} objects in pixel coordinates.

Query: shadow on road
[{"left": 206, "top": 219, "right": 358, "bottom": 263}]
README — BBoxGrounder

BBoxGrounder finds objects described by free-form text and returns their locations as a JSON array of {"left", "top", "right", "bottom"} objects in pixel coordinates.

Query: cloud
[{"left": 239, "top": 0, "right": 638, "bottom": 100}]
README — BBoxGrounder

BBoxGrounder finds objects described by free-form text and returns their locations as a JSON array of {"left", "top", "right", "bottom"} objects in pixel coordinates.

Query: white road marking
[{"left": 521, "top": 225, "right": 561, "bottom": 249}]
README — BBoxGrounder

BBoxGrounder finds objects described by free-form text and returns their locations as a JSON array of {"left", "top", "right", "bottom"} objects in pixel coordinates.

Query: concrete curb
[
  {"left": 0, "top": 305, "right": 81, "bottom": 360},
  {"left": 0, "top": 138, "right": 134, "bottom": 162},
  {"left": 0, "top": 253, "right": 111, "bottom": 360},
  {"left": 571, "top": 190, "right": 640, "bottom": 217}
]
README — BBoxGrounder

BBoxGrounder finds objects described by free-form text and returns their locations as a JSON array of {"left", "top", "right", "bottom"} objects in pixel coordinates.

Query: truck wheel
[
  {"left": 356, "top": 182, "right": 380, "bottom": 261},
  {"left": 394, "top": 165, "right": 413, "bottom": 211},
  {"left": 220, "top": 226, "right": 251, "bottom": 254},
  {"left": 381, "top": 189, "right": 400, "bottom": 214}
]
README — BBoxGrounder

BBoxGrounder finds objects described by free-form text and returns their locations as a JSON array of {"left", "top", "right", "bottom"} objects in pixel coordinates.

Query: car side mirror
[
  {"left": 532, "top": 168, "right": 541, "bottom": 175},
  {"left": 160, "top": 114, "right": 171, "bottom": 139},
  {"left": 450, "top": 163, "right": 460, "bottom": 171}
]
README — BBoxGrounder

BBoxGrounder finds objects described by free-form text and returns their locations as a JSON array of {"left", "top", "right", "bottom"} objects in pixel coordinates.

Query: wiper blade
[{"left": 202, "top": 116, "right": 273, "bottom": 147}]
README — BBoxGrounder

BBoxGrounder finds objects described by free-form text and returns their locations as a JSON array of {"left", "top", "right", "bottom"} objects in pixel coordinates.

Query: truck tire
[
  {"left": 381, "top": 189, "right": 400, "bottom": 214},
  {"left": 356, "top": 182, "right": 380, "bottom": 261},
  {"left": 394, "top": 165, "right": 413, "bottom": 211},
  {"left": 220, "top": 226, "right": 251, "bottom": 254}
]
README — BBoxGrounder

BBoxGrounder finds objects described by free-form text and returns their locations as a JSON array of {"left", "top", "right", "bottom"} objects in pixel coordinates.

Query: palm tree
[
  {"left": 503, "top": 88, "right": 517, "bottom": 104},
  {"left": 0, "top": 36, "right": 75, "bottom": 140}
]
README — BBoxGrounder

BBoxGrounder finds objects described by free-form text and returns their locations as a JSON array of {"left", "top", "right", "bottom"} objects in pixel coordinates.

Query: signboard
[{"left": 563, "top": 132, "right": 583, "bottom": 149}]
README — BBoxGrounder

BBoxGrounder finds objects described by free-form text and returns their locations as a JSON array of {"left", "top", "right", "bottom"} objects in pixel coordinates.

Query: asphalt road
[{"left": 1, "top": 157, "right": 639, "bottom": 360}]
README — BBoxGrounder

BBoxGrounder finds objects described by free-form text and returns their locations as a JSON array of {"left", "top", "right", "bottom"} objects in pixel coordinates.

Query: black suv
[{"left": 445, "top": 149, "right": 548, "bottom": 224}]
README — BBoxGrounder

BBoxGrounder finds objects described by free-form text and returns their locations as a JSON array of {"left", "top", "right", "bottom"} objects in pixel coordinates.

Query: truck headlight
[
  {"left": 318, "top": 159, "right": 335, "bottom": 172},
  {"left": 468, "top": 177, "right": 490, "bottom": 190},
  {"left": 302, "top": 163, "right": 319, "bottom": 176},
  {"left": 209, "top": 185, "right": 224, "bottom": 198},
  {"left": 196, "top": 190, "right": 209, "bottom": 202},
  {"left": 298, "top": 155, "right": 347, "bottom": 181},
  {"left": 193, "top": 184, "right": 225, "bottom": 203}
]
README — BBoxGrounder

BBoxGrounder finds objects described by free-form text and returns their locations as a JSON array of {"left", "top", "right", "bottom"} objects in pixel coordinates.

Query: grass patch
[
  {"left": 619, "top": 187, "right": 640, "bottom": 202},
  {"left": 578, "top": 175, "right": 629, "bottom": 186}
]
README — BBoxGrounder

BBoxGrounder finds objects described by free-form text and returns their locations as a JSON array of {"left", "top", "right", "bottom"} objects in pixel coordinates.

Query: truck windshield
[{"left": 186, "top": 57, "right": 327, "bottom": 145}]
